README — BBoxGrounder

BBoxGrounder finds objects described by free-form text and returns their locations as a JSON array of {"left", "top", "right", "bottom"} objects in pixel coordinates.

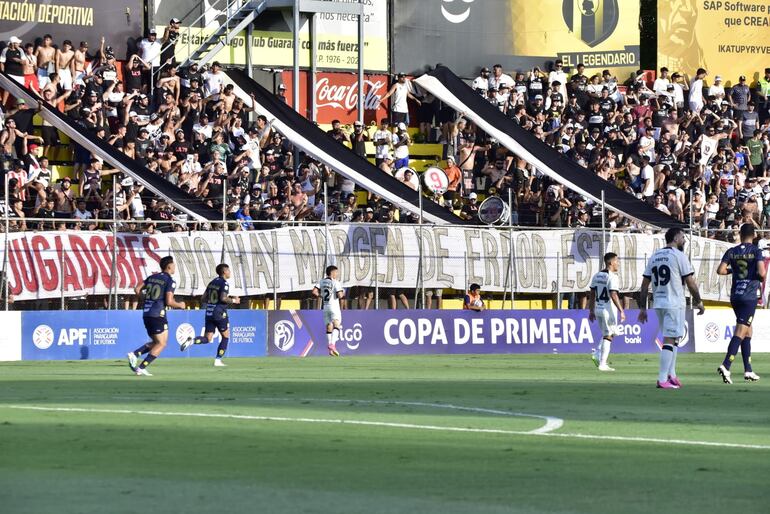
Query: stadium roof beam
[{"left": 0, "top": 72, "right": 221, "bottom": 222}]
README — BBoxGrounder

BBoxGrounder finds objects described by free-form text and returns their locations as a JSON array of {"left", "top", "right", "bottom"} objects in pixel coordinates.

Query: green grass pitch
[{"left": 1, "top": 354, "right": 769, "bottom": 513}]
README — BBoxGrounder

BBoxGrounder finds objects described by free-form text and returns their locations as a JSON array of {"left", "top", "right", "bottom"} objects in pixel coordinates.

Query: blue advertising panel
[
  {"left": 267, "top": 310, "right": 695, "bottom": 357},
  {"left": 22, "top": 310, "right": 267, "bottom": 361}
]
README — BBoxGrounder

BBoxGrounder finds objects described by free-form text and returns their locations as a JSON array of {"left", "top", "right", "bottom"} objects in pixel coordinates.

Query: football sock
[
  {"left": 600, "top": 338, "right": 611, "bottom": 366},
  {"left": 668, "top": 345, "right": 678, "bottom": 378},
  {"left": 133, "top": 343, "right": 152, "bottom": 356},
  {"left": 193, "top": 336, "right": 208, "bottom": 345},
  {"left": 722, "top": 336, "right": 742, "bottom": 370},
  {"left": 659, "top": 345, "right": 674, "bottom": 383},
  {"left": 138, "top": 354, "right": 157, "bottom": 370},
  {"left": 741, "top": 337, "right": 753, "bottom": 373},
  {"left": 326, "top": 330, "right": 333, "bottom": 345},
  {"left": 216, "top": 337, "right": 229, "bottom": 359},
  {"left": 594, "top": 340, "right": 603, "bottom": 357}
]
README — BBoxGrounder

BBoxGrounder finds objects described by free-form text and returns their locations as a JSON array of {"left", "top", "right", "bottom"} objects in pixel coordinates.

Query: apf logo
[
  {"left": 274, "top": 320, "right": 295, "bottom": 352},
  {"left": 176, "top": 323, "right": 196, "bottom": 346},
  {"left": 562, "top": 0, "right": 619, "bottom": 47},
  {"left": 440, "top": 0, "right": 475, "bottom": 24},
  {"left": 704, "top": 322, "right": 721, "bottom": 343},
  {"left": 32, "top": 324, "right": 55, "bottom": 350}
]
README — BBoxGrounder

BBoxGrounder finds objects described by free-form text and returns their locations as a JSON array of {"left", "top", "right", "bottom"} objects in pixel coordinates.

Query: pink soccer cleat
[
  {"left": 657, "top": 380, "right": 679, "bottom": 389},
  {"left": 328, "top": 344, "right": 340, "bottom": 357},
  {"left": 668, "top": 375, "right": 682, "bottom": 387}
]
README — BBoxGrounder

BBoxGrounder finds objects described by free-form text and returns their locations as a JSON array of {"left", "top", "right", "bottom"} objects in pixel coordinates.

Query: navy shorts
[
  {"left": 205, "top": 314, "right": 229, "bottom": 334},
  {"left": 143, "top": 317, "right": 168, "bottom": 336},
  {"left": 732, "top": 299, "right": 757, "bottom": 327}
]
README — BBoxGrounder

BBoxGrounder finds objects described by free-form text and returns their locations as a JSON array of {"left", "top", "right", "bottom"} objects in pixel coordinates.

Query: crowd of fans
[{"left": 0, "top": 24, "right": 767, "bottom": 245}]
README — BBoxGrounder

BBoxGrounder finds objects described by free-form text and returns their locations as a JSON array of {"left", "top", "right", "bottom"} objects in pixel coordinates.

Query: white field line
[{"left": 4, "top": 404, "right": 770, "bottom": 450}]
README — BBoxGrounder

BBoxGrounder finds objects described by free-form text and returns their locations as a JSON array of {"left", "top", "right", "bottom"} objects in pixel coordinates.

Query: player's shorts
[
  {"left": 143, "top": 316, "right": 168, "bottom": 336},
  {"left": 731, "top": 299, "right": 757, "bottom": 327},
  {"left": 205, "top": 314, "right": 229, "bottom": 334},
  {"left": 596, "top": 308, "right": 620, "bottom": 337},
  {"left": 323, "top": 309, "right": 342, "bottom": 325},
  {"left": 654, "top": 308, "right": 685, "bottom": 339}
]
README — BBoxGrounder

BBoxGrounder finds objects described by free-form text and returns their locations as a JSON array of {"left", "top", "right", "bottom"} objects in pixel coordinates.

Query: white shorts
[
  {"left": 37, "top": 68, "right": 50, "bottom": 87},
  {"left": 323, "top": 309, "right": 341, "bottom": 325},
  {"left": 57, "top": 68, "right": 72, "bottom": 90},
  {"left": 596, "top": 308, "right": 620, "bottom": 338},
  {"left": 655, "top": 308, "right": 685, "bottom": 339}
]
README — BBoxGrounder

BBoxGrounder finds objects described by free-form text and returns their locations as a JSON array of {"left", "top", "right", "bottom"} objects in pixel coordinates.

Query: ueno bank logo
[
  {"left": 32, "top": 324, "right": 55, "bottom": 350},
  {"left": 274, "top": 320, "right": 295, "bottom": 351}
]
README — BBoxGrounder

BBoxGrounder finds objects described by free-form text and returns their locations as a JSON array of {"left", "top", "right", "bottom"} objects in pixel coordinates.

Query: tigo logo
[
  {"left": 274, "top": 320, "right": 295, "bottom": 351},
  {"left": 32, "top": 325, "right": 55, "bottom": 350}
]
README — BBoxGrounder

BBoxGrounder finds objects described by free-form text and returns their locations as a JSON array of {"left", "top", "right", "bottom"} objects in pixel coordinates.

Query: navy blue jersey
[
  {"left": 203, "top": 276, "right": 229, "bottom": 318},
  {"left": 721, "top": 243, "right": 762, "bottom": 301},
  {"left": 141, "top": 272, "right": 176, "bottom": 318}
]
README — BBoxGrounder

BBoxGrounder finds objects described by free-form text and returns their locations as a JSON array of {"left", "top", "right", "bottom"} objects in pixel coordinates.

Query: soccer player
[
  {"left": 715, "top": 224, "right": 765, "bottom": 383},
  {"left": 639, "top": 228, "right": 705, "bottom": 389},
  {"left": 588, "top": 252, "right": 625, "bottom": 372},
  {"left": 180, "top": 263, "right": 240, "bottom": 367},
  {"left": 312, "top": 265, "right": 344, "bottom": 356},
  {"left": 127, "top": 256, "right": 186, "bottom": 376}
]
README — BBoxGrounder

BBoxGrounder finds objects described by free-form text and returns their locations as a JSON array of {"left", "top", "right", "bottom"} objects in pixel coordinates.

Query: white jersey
[
  {"left": 317, "top": 277, "right": 342, "bottom": 312},
  {"left": 643, "top": 247, "right": 694, "bottom": 309},
  {"left": 590, "top": 270, "right": 619, "bottom": 312}
]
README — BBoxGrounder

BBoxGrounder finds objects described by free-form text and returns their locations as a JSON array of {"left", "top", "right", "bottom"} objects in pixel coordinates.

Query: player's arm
[
  {"left": 134, "top": 281, "right": 145, "bottom": 302},
  {"left": 336, "top": 290, "right": 345, "bottom": 300},
  {"left": 757, "top": 259, "right": 767, "bottom": 280},
  {"left": 588, "top": 288, "right": 597, "bottom": 322},
  {"left": 166, "top": 291, "right": 186, "bottom": 310},
  {"left": 311, "top": 285, "right": 320, "bottom": 298},
  {"left": 610, "top": 290, "right": 625, "bottom": 322},
  {"left": 684, "top": 275, "right": 705, "bottom": 315},
  {"left": 638, "top": 276, "right": 651, "bottom": 322},
  {"left": 221, "top": 290, "right": 240, "bottom": 305},
  {"left": 716, "top": 260, "right": 731, "bottom": 275}
]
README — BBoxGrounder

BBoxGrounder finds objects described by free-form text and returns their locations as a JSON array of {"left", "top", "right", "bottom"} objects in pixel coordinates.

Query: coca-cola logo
[{"left": 315, "top": 77, "right": 385, "bottom": 111}]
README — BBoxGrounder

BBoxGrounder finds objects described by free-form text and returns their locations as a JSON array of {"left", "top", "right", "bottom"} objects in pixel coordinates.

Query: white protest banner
[{"left": 0, "top": 227, "right": 733, "bottom": 302}]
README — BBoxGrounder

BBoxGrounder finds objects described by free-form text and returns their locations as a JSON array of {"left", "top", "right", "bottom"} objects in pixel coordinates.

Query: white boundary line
[{"left": 4, "top": 404, "right": 770, "bottom": 450}]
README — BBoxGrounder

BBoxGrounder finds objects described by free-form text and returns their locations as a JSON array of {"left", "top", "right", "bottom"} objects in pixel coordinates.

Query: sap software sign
[
  {"left": 267, "top": 310, "right": 687, "bottom": 357},
  {"left": 21, "top": 311, "right": 267, "bottom": 361}
]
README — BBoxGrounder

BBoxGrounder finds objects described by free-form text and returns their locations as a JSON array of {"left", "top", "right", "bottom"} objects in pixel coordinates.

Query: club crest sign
[{"left": 562, "top": 0, "right": 619, "bottom": 48}]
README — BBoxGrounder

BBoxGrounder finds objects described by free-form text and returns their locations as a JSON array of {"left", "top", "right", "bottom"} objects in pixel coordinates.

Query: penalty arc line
[{"left": 4, "top": 404, "right": 770, "bottom": 450}]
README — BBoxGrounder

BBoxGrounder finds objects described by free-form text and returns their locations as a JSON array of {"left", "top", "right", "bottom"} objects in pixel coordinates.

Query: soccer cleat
[
  {"left": 717, "top": 365, "right": 732, "bottom": 384},
  {"left": 657, "top": 380, "right": 679, "bottom": 389},
  {"left": 214, "top": 359, "right": 227, "bottom": 367},
  {"left": 668, "top": 375, "right": 682, "bottom": 388},
  {"left": 744, "top": 371, "right": 760, "bottom": 382},
  {"left": 135, "top": 368, "right": 153, "bottom": 377},
  {"left": 126, "top": 352, "right": 137, "bottom": 372},
  {"left": 180, "top": 337, "right": 194, "bottom": 352},
  {"left": 598, "top": 365, "right": 615, "bottom": 372},
  {"left": 328, "top": 344, "right": 340, "bottom": 357},
  {"left": 591, "top": 351, "right": 600, "bottom": 368}
]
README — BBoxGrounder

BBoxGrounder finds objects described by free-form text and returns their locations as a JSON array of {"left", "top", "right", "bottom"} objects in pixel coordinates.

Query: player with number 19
[
  {"left": 312, "top": 265, "right": 345, "bottom": 356},
  {"left": 715, "top": 224, "right": 765, "bottom": 384},
  {"left": 639, "top": 228, "right": 705, "bottom": 389},
  {"left": 588, "top": 252, "right": 625, "bottom": 372}
]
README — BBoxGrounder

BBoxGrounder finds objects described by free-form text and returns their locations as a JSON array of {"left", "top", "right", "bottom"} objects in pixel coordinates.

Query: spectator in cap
[
  {"left": 393, "top": 122, "right": 411, "bottom": 169},
  {"left": 760, "top": 68, "right": 770, "bottom": 123},
  {"left": 349, "top": 119, "right": 369, "bottom": 158},
  {"left": 380, "top": 72, "right": 420, "bottom": 126},
  {"left": 276, "top": 83, "right": 287, "bottom": 103},
  {"left": 472, "top": 66, "right": 490, "bottom": 92},
  {"left": 373, "top": 118, "right": 394, "bottom": 167},
  {"left": 708, "top": 75, "right": 726, "bottom": 103},
  {"left": 138, "top": 28, "right": 162, "bottom": 71},
  {"left": 161, "top": 18, "right": 181, "bottom": 67},
  {"left": 730, "top": 75, "right": 751, "bottom": 120}
]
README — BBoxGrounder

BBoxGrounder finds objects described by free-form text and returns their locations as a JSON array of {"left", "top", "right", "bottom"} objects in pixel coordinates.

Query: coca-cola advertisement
[{"left": 281, "top": 71, "right": 389, "bottom": 125}]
